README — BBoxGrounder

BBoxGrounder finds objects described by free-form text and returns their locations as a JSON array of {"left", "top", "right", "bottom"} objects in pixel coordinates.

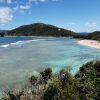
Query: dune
[{"left": 78, "top": 40, "right": 100, "bottom": 49}]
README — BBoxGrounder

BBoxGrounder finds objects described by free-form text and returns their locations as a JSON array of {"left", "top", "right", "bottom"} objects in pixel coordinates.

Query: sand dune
[{"left": 78, "top": 40, "right": 100, "bottom": 49}]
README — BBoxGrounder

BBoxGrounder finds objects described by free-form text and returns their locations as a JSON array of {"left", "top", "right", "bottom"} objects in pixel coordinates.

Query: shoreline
[{"left": 78, "top": 39, "right": 100, "bottom": 49}]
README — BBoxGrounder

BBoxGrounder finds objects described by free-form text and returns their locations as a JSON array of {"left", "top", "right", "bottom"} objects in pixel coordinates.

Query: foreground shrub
[
  {"left": 75, "top": 61, "right": 100, "bottom": 100},
  {"left": 43, "top": 69, "right": 80, "bottom": 100},
  {"left": 2, "top": 61, "right": 100, "bottom": 100}
]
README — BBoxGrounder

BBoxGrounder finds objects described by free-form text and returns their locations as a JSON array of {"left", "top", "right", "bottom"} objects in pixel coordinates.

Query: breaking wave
[{"left": 0, "top": 39, "right": 46, "bottom": 48}]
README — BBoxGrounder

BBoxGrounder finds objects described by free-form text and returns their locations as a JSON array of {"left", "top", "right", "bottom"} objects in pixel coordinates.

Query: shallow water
[{"left": 0, "top": 37, "right": 100, "bottom": 91}]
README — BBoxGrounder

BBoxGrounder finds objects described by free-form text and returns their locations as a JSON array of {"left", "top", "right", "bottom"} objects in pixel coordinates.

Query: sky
[{"left": 0, "top": 0, "right": 100, "bottom": 32}]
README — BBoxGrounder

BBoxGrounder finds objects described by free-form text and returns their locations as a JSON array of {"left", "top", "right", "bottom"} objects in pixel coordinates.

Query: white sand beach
[{"left": 78, "top": 40, "right": 100, "bottom": 49}]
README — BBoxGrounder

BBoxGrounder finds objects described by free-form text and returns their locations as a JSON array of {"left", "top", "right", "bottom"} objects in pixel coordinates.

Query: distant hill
[
  {"left": 78, "top": 32, "right": 90, "bottom": 36},
  {"left": 4, "top": 23, "right": 100, "bottom": 41},
  {"left": 7, "top": 23, "right": 76, "bottom": 37},
  {"left": 87, "top": 31, "right": 100, "bottom": 41},
  {"left": 0, "top": 30, "right": 8, "bottom": 33},
  {"left": 0, "top": 30, "right": 8, "bottom": 37},
  {"left": 74, "top": 31, "right": 100, "bottom": 41}
]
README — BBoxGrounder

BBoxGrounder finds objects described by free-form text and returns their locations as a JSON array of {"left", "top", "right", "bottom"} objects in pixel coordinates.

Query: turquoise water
[{"left": 0, "top": 37, "right": 100, "bottom": 91}]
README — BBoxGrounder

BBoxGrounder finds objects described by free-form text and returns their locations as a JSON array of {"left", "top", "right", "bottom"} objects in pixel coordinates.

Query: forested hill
[
  {"left": 7, "top": 23, "right": 76, "bottom": 37},
  {"left": 74, "top": 31, "right": 100, "bottom": 41},
  {"left": 87, "top": 31, "right": 100, "bottom": 41}
]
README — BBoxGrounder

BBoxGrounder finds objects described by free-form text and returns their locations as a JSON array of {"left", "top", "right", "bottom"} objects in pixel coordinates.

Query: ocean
[{"left": 0, "top": 37, "right": 100, "bottom": 93}]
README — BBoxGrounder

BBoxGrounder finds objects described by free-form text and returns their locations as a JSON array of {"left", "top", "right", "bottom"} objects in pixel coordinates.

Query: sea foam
[{"left": 0, "top": 39, "right": 46, "bottom": 48}]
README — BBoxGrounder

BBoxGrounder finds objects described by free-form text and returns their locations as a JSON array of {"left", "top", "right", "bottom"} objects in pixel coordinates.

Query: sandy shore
[{"left": 78, "top": 40, "right": 100, "bottom": 49}]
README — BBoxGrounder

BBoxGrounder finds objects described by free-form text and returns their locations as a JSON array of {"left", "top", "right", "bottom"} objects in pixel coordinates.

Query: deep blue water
[
  {"left": 0, "top": 37, "right": 33, "bottom": 44},
  {"left": 0, "top": 37, "right": 100, "bottom": 94}
]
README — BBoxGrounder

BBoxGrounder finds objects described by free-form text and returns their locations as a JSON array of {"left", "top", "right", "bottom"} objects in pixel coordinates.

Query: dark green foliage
[
  {"left": 29, "top": 75, "right": 38, "bottom": 85},
  {"left": 43, "top": 83, "right": 60, "bottom": 100},
  {"left": 59, "top": 69, "right": 73, "bottom": 88},
  {"left": 43, "top": 69, "right": 80, "bottom": 100},
  {"left": 2, "top": 61, "right": 100, "bottom": 100},
  {"left": 87, "top": 31, "right": 100, "bottom": 41},
  {"left": 74, "top": 31, "right": 100, "bottom": 42},
  {"left": 2, "top": 91, "right": 23, "bottom": 100},
  {"left": 43, "top": 61, "right": 100, "bottom": 100},
  {"left": 75, "top": 61, "right": 100, "bottom": 100},
  {"left": 40, "top": 68, "right": 52, "bottom": 84},
  {"left": 7, "top": 23, "right": 76, "bottom": 37},
  {"left": 0, "top": 32, "right": 5, "bottom": 37},
  {"left": 73, "top": 34, "right": 87, "bottom": 39},
  {"left": 8, "top": 91, "right": 17, "bottom": 100}
]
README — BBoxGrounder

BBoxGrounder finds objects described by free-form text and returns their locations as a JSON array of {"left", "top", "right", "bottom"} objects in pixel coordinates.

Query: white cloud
[
  {"left": 0, "top": 0, "right": 60, "bottom": 24},
  {"left": 85, "top": 22, "right": 97, "bottom": 27},
  {"left": 19, "top": 5, "right": 30, "bottom": 13},
  {"left": 29, "top": 0, "right": 59, "bottom": 3},
  {"left": 6, "top": 0, "right": 12, "bottom": 3},
  {"left": 0, "top": 7, "right": 13, "bottom": 24},
  {"left": 0, "top": 0, "right": 13, "bottom": 3},
  {"left": 20, "top": 5, "right": 30, "bottom": 10},
  {"left": 29, "top": 0, "right": 47, "bottom": 3},
  {"left": 0, "top": 0, "right": 59, "bottom": 3}
]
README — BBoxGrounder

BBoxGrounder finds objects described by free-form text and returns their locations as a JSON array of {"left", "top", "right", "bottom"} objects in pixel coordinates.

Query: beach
[{"left": 78, "top": 40, "right": 100, "bottom": 49}]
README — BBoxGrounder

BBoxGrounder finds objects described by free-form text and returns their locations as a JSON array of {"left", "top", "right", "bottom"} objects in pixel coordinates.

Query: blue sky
[{"left": 0, "top": 0, "right": 100, "bottom": 32}]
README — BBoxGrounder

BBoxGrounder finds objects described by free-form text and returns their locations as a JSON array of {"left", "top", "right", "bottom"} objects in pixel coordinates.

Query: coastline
[
  {"left": 78, "top": 40, "right": 100, "bottom": 49},
  {"left": 3, "top": 35, "right": 73, "bottom": 39}
]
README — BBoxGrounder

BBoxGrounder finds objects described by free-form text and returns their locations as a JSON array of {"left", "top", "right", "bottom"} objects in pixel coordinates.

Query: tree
[
  {"left": 29, "top": 75, "right": 38, "bottom": 86},
  {"left": 75, "top": 61, "right": 100, "bottom": 100},
  {"left": 0, "top": 32, "right": 5, "bottom": 37},
  {"left": 40, "top": 68, "right": 52, "bottom": 85},
  {"left": 43, "top": 69, "right": 79, "bottom": 100}
]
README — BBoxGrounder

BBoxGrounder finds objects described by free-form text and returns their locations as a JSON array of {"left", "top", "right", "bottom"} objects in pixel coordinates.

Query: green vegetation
[
  {"left": 0, "top": 22, "right": 99, "bottom": 43},
  {"left": 5, "top": 23, "right": 100, "bottom": 42},
  {"left": 2, "top": 61, "right": 100, "bottom": 100},
  {"left": 74, "top": 31, "right": 100, "bottom": 42},
  {"left": 0, "top": 32, "right": 5, "bottom": 37},
  {"left": 43, "top": 69, "right": 79, "bottom": 100},
  {"left": 87, "top": 31, "right": 100, "bottom": 41},
  {"left": 7, "top": 23, "right": 75, "bottom": 37},
  {"left": 75, "top": 61, "right": 100, "bottom": 100}
]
